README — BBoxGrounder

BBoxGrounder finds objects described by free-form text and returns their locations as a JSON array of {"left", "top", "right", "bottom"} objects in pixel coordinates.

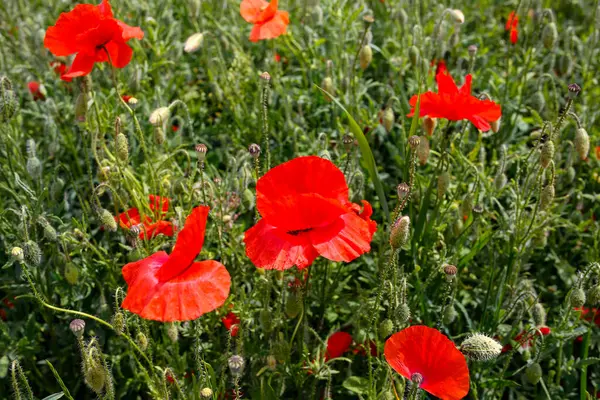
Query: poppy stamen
[{"left": 287, "top": 228, "right": 313, "bottom": 236}]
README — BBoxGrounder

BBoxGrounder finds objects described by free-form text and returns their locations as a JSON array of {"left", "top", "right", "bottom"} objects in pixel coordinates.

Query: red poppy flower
[
  {"left": 506, "top": 11, "right": 519, "bottom": 45},
  {"left": 408, "top": 71, "right": 501, "bottom": 132},
  {"left": 384, "top": 325, "right": 470, "bottom": 400},
  {"left": 243, "top": 156, "right": 377, "bottom": 270},
  {"left": 44, "top": 0, "right": 143, "bottom": 80},
  {"left": 50, "top": 61, "right": 72, "bottom": 82},
  {"left": 121, "top": 206, "right": 231, "bottom": 321},
  {"left": 325, "top": 331, "right": 353, "bottom": 361},
  {"left": 222, "top": 312, "right": 240, "bottom": 337},
  {"left": 352, "top": 340, "right": 377, "bottom": 357},
  {"left": 274, "top": 52, "right": 281, "bottom": 62},
  {"left": 575, "top": 307, "right": 600, "bottom": 327},
  {"left": 28, "top": 82, "right": 45, "bottom": 101},
  {"left": 121, "top": 94, "right": 132, "bottom": 102},
  {"left": 116, "top": 195, "right": 174, "bottom": 240},
  {"left": 240, "top": 0, "right": 289, "bottom": 42},
  {"left": 512, "top": 326, "right": 551, "bottom": 351}
]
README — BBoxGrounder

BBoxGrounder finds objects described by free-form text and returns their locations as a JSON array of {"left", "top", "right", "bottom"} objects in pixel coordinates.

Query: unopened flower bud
[
  {"left": 184, "top": 32, "right": 204, "bottom": 53},
  {"left": 443, "top": 264, "right": 457, "bottom": 281},
  {"left": 408, "top": 46, "right": 420, "bottom": 67},
  {"left": 460, "top": 334, "right": 502, "bottom": 361},
  {"left": 587, "top": 285, "right": 600, "bottom": 306},
  {"left": 417, "top": 136, "right": 430, "bottom": 165},
  {"left": 422, "top": 116, "right": 437, "bottom": 136},
  {"left": 491, "top": 118, "right": 501, "bottom": 133},
  {"left": 574, "top": 128, "right": 589, "bottom": 160},
  {"left": 437, "top": 171, "right": 450, "bottom": 198},
  {"left": 26, "top": 156, "right": 42, "bottom": 180},
  {"left": 525, "top": 362, "right": 543, "bottom": 385},
  {"left": 98, "top": 208, "right": 117, "bottom": 232},
  {"left": 0, "top": 77, "right": 18, "bottom": 122},
  {"left": 84, "top": 357, "right": 106, "bottom": 394},
  {"left": 359, "top": 45, "right": 373, "bottom": 70},
  {"left": 200, "top": 388, "right": 214, "bottom": 398},
  {"left": 154, "top": 125, "right": 165, "bottom": 144},
  {"left": 390, "top": 216, "right": 410, "bottom": 249},
  {"left": 112, "top": 312, "right": 125, "bottom": 335},
  {"left": 228, "top": 355, "right": 245, "bottom": 377},
  {"left": 70, "top": 319, "right": 86, "bottom": 338},
  {"left": 539, "top": 184, "right": 555, "bottom": 211},
  {"left": 136, "top": 332, "right": 148, "bottom": 351},
  {"left": 378, "top": 319, "right": 394, "bottom": 338},
  {"left": 24, "top": 240, "right": 42, "bottom": 266},
  {"left": 11, "top": 246, "right": 24, "bottom": 261},
  {"left": 167, "top": 323, "right": 179, "bottom": 342},
  {"left": 64, "top": 262, "right": 79, "bottom": 284},
  {"left": 460, "top": 194, "right": 473, "bottom": 218},
  {"left": 396, "top": 302, "right": 411, "bottom": 324},
  {"left": 540, "top": 141, "right": 554, "bottom": 169},
  {"left": 443, "top": 305, "right": 457, "bottom": 324},
  {"left": 495, "top": 173, "right": 508, "bottom": 191},
  {"left": 382, "top": 107, "right": 394, "bottom": 132},
  {"left": 449, "top": 9, "right": 465, "bottom": 24},
  {"left": 149, "top": 107, "right": 170, "bottom": 126},
  {"left": 116, "top": 133, "right": 129, "bottom": 163},
  {"left": 285, "top": 291, "right": 302, "bottom": 318},
  {"left": 321, "top": 76, "right": 334, "bottom": 101},
  {"left": 195, "top": 143, "right": 208, "bottom": 161},
  {"left": 570, "top": 287, "right": 586, "bottom": 308},
  {"left": 532, "top": 303, "right": 546, "bottom": 326},
  {"left": 249, "top": 143, "right": 261, "bottom": 158},
  {"left": 542, "top": 22, "right": 558, "bottom": 49},
  {"left": 408, "top": 135, "right": 420, "bottom": 150}
]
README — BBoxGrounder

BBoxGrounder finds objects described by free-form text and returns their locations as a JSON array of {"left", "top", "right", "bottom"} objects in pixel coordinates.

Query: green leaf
[
  {"left": 343, "top": 376, "right": 370, "bottom": 395},
  {"left": 315, "top": 85, "right": 390, "bottom": 223},
  {"left": 574, "top": 357, "right": 600, "bottom": 369},
  {"left": 41, "top": 393, "right": 64, "bottom": 400}
]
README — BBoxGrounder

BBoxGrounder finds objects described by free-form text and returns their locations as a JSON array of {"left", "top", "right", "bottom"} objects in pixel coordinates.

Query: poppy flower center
[{"left": 287, "top": 228, "right": 313, "bottom": 236}]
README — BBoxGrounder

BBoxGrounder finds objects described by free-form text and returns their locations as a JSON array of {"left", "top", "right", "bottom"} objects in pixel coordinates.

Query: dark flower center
[{"left": 287, "top": 228, "right": 313, "bottom": 236}]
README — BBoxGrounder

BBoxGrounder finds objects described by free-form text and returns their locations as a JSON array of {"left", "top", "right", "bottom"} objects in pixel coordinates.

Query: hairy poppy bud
[
  {"left": 587, "top": 285, "right": 600, "bottom": 306},
  {"left": 272, "top": 337, "right": 291, "bottom": 363},
  {"left": 556, "top": 54, "right": 573, "bottom": 76},
  {"left": 539, "top": 184, "right": 555, "bottom": 211},
  {"left": 449, "top": 9, "right": 465, "bottom": 24},
  {"left": 437, "top": 171, "right": 450, "bottom": 198},
  {"left": 453, "top": 219, "right": 463, "bottom": 237},
  {"left": 285, "top": 291, "right": 302, "bottom": 318},
  {"left": 184, "top": 32, "right": 204, "bottom": 53},
  {"left": 443, "top": 305, "right": 457, "bottom": 324},
  {"left": 116, "top": 133, "right": 129, "bottom": 163},
  {"left": 321, "top": 76, "right": 334, "bottom": 101},
  {"left": 249, "top": 143, "right": 261, "bottom": 158},
  {"left": 74, "top": 92, "right": 88, "bottom": 123},
  {"left": 490, "top": 118, "right": 501, "bottom": 133},
  {"left": 408, "top": 135, "right": 421, "bottom": 150},
  {"left": 443, "top": 264, "right": 458, "bottom": 281},
  {"left": 396, "top": 303, "right": 411, "bottom": 324},
  {"left": 154, "top": 125, "right": 166, "bottom": 144},
  {"left": 574, "top": 128, "right": 590, "bottom": 160},
  {"left": 200, "top": 388, "right": 213, "bottom": 398},
  {"left": 532, "top": 303, "right": 546, "bottom": 326},
  {"left": 525, "top": 362, "right": 542, "bottom": 385},
  {"left": 98, "top": 208, "right": 117, "bottom": 232},
  {"left": 359, "top": 45, "right": 373, "bottom": 70},
  {"left": 495, "top": 173, "right": 507, "bottom": 191},
  {"left": 136, "top": 332, "right": 148, "bottom": 351},
  {"left": 195, "top": 143, "right": 208, "bottom": 161},
  {"left": 149, "top": 107, "right": 170, "bottom": 126},
  {"left": 228, "top": 355, "right": 245, "bottom": 377},
  {"left": 422, "top": 116, "right": 437, "bottom": 136},
  {"left": 167, "top": 323, "right": 179, "bottom": 342},
  {"left": 70, "top": 319, "right": 86, "bottom": 338},
  {"left": 11, "top": 246, "right": 24, "bottom": 261},
  {"left": 540, "top": 141, "right": 554, "bottom": 169},
  {"left": 382, "top": 107, "right": 394, "bottom": 132},
  {"left": 379, "top": 319, "right": 394, "bottom": 338},
  {"left": 112, "top": 312, "right": 125, "bottom": 335},
  {"left": 460, "top": 194, "right": 473, "bottom": 219},
  {"left": 390, "top": 216, "right": 410, "bottom": 249},
  {"left": 259, "top": 309, "right": 272, "bottom": 332},
  {"left": 84, "top": 358, "right": 106, "bottom": 394},
  {"left": 64, "top": 261, "right": 79, "bottom": 284},
  {"left": 542, "top": 22, "right": 558, "bottom": 49},
  {"left": 408, "top": 46, "right": 420, "bottom": 67},
  {"left": 417, "top": 136, "right": 430, "bottom": 165},
  {"left": 38, "top": 217, "right": 57, "bottom": 242},
  {"left": 24, "top": 240, "right": 42, "bottom": 266},
  {"left": 266, "top": 355, "right": 277, "bottom": 370},
  {"left": 0, "top": 76, "right": 18, "bottom": 122},
  {"left": 460, "top": 334, "right": 502, "bottom": 361},
  {"left": 570, "top": 287, "right": 586, "bottom": 308}
]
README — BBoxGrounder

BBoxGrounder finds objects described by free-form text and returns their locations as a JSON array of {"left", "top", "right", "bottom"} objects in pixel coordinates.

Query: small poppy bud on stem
[
  {"left": 574, "top": 128, "right": 590, "bottom": 160},
  {"left": 359, "top": 45, "right": 373, "bottom": 70},
  {"left": 539, "top": 183, "right": 555, "bottom": 211},
  {"left": 437, "top": 171, "right": 450, "bottom": 198},
  {"left": 390, "top": 216, "right": 410, "bottom": 249},
  {"left": 416, "top": 136, "right": 430, "bottom": 165},
  {"left": 136, "top": 332, "right": 148, "bottom": 351},
  {"left": 112, "top": 312, "right": 125, "bottom": 335},
  {"left": 587, "top": 285, "right": 600, "bottom": 306},
  {"left": 98, "top": 208, "right": 117, "bottom": 232},
  {"left": 542, "top": 22, "right": 558, "bottom": 49},
  {"left": 149, "top": 107, "right": 170, "bottom": 126},
  {"left": 24, "top": 240, "right": 42, "bottom": 266},
  {"left": 540, "top": 141, "right": 554, "bottom": 169},
  {"left": 532, "top": 303, "right": 546, "bottom": 326},
  {"left": 396, "top": 302, "right": 411, "bottom": 325},
  {"left": 460, "top": 333, "right": 502, "bottom": 361},
  {"left": 382, "top": 106, "right": 394, "bottom": 132},
  {"left": 167, "top": 323, "right": 179, "bottom": 342},
  {"left": 448, "top": 9, "right": 465, "bottom": 24},
  {"left": 408, "top": 46, "right": 420, "bottom": 67},
  {"left": 525, "top": 362, "right": 543, "bottom": 384},
  {"left": 0, "top": 76, "right": 19, "bottom": 122}
]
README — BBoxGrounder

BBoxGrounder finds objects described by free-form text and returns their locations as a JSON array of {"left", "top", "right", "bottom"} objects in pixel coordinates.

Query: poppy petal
[
  {"left": 436, "top": 70, "right": 459, "bottom": 95},
  {"left": 62, "top": 53, "right": 96, "bottom": 79},
  {"left": 240, "top": 0, "right": 270, "bottom": 23},
  {"left": 141, "top": 221, "right": 174, "bottom": 239},
  {"left": 98, "top": 0, "right": 114, "bottom": 18},
  {"left": 148, "top": 195, "right": 170, "bottom": 215},
  {"left": 105, "top": 39, "right": 133, "bottom": 68},
  {"left": 117, "top": 21, "right": 144, "bottom": 41},
  {"left": 116, "top": 207, "right": 144, "bottom": 229},
  {"left": 244, "top": 219, "right": 318, "bottom": 270},
  {"left": 325, "top": 331, "right": 353, "bottom": 360},
  {"left": 44, "top": 4, "right": 102, "bottom": 56},
  {"left": 249, "top": 11, "right": 289, "bottom": 42}
]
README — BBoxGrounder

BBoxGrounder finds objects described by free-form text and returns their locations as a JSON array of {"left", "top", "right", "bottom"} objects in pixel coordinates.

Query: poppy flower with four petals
[
  {"left": 384, "top": 325, "right": 470, "bottom": 400},
  {"left": 44, "top": 0, "right": 143, "bottom": 80},
  {"left": 243, "top": 156, "right": 377, "bottom": 271},
  {"left": 240, "top": 0, "right": 289, "bottom": 42},
  {"left": 408, "top": 70, "right": 502, "bottom": 132},
  {"left": 116, "top": 195, "right": 174, "bottom": 240},
  {"left": 121, "top": 206, "right": 231, "bottom": 321}
]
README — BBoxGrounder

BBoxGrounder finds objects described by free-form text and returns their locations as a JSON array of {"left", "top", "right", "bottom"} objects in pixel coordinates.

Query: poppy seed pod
[
  {"left": 24, "top": 240, "right": 42, "bottom": 266},
  {"left": 408, "top": 46, "right": 420, "bottom": 67},
  {"left": 116, "top": 133, "right": 129, "bottom": 163},
  {"left": 112, "top": 312, "right": 125, "bottom": 335},
  {"left": 136, "top": 332, "right": 148, "bottom": 351},
  {"left": 540, "top": 141, "right": 554, "bottom": 169},
  {"left": 574, "top": 128, "right": 590, "bottom": 160},
  {"left": 11, "top": 246, "right": 24, "bottom": 261},
  {"left": 382, "top": 107, "right": 394, "bottom": 132},
  {"left": 184, "top": 32, "right": 204, "bottom": 53},
  {"left": 525, "top": 362, "right": 543, "bottom": 385},
  {"left": 460, "top": 334, "right": 502, "bottom": 361},
  {"left": 570, "top": 287, "right": 586, "bottom": 308},
  {"left": 443, "top": 305, "right": 457, "bottom": 324},
  {"left": 342, "top": 134, "right": 354, "bottom": 152},
  {"left": 98, "top": 208, "right": 117, "bottom": 232},
  {"left": 437, "top": 171, "right": 450, "bottom": 198},
  {"left": 390, "top": 216, "right": 411, "bottom": 249},
  {"left": 423, "top": 116, "right": 437, "bottom": 136},
  {"left": 195, "top": 143, "right": 208, "bottom": 161},
  {"left": 443, "top": 264, "right": 458, "bottom": 281},
  {"left": 379, "top": 319, "right": 394, "bottom": 338},
  {"left": 149, "top": 107, "right": 170, "bottom": 126},
  {"left": 449, "top": 9, "right": 465, "bottom": 24},
  {"left": 408, "top": 135, "right": 421, "bottom": 150},
  {"left": 396, "top": 303, "right": 411, "bottom": 324},
  {"left": 321, "top": 76, "right": 334, "bottom": 101},
  {"left": 532, "top": 303, "right": 546, "bottom": 326},
  {"left": 69, "top": 319, "right": 86, "bottom": 338},
  {"left": 468, "top": 44, "right": 478, "bottom": 57},
  {"left": 542, "top": 22, "right": 558, "bottom": 49},
  {"left": 567, "top": 83, "right": 581, "bottom": 98},
  {"left": 200, "top": 388, "right": 213, "bottom": 398},
  {"left": 167, "top": 323, "right": 179, "bottom": 342},
  {"left": 359, "top": 45, "right": 373, "bottom": 70},
  {"left": 587, "top": 285, "right": 600, "bottom": 306},
  {"left": 228, "top": 355, "right": 245, "bottom": 377},
  {"left": 417, "top": 136, "right": 430, "bottom": 165},
  {"left": 539, "top": 184, "right": 555, "bottom": 211}
]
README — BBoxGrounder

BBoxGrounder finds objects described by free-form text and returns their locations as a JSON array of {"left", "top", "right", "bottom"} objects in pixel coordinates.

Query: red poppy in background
[
  {"left": 408, "top": 71, "right": 502, "bottom": 132},
  {"left": 116, "top": 195, "right": 174, "bottom": 240},
  {"left": 575, "top": 307, "right": 600, "bottom": 327},
  {"left": 510, "top": 326, "right": 551, "bottom": 351},
  {"left": 240, "top": 0, "right": 289, "bottom": 42},
  {"left": 121, "top": 206, "right": 231, "bottom": 321},
  {"left": 244, "top": 156, "right": 377, "bottom": 270},
  {"left": 28, "top": 82, "right": 45, "bottom": 101},
  {"left": 325, "top": 331, "right": 353, "bottom": 361},
  {"left": 50, "top": 61, "right": 72, "bottom": 82},
  {"left": 222, "top": 312, "right": 240, "bottom": 337},
  {"left": 44, "top": 0, "right": 143, "bottom": 80},
  {"left": 384, "top": 325, "right": 470, "bottom": 400},
  {"left": 506, "top": 11, "right": 518, "bottom": 45}
]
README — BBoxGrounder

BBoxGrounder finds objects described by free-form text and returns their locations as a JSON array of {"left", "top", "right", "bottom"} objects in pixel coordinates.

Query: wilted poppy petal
[
  {"left": 244, "top": 219, "right": 318, "bottom": 270},
  {"left": 62, "top": 53, "right": 96, "bottom": 79},
  {"left": 249, "top": 11, "right": 289, "bottom": 42},
  {"left": 326, "top": 331, "right": 353, "bottom": 360}
]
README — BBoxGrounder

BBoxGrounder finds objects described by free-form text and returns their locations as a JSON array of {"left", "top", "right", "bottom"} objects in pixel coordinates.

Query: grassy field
[{"left": 0, "top": 0, "right": 599, "bottom": 399}]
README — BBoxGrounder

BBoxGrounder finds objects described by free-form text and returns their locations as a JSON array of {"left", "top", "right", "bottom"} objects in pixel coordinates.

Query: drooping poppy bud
[
  {"left": 437, "top": 171, "right": 450, "bottom": 198},
  {"left": 574, "top": 128, "right": 590, "bottom": 160},
  {"left": 24, "top": 240, "right": 42, "bottom": 266},
  {"left": 539, "top": 184, "right": 555, "bottom": 211},
  {"left": 149, "top": 107, "right": 170, "bottom": 126},
  {"left": 184, "top": 32, "right": 204, "bottom": 53},
  {"left": 449, "top": 9, "right": 465, "bottom": 24},
  {"left": 359, "top": 45, "right": 373, "bottom": 70},
  {"left": 532, "top": 303, "right": 546, "bottom": 326},
  {"left": 382, "top": 107, "right": 394, "bottom": 132},
  {"left": 570, "top": 287, "right": 586, "bottom": 308},
  {"left": 587, "top": 285, "right": 600, "bottom": 306},
  {"left": 408, "top": 46, "right": 420, "bottom": 67},
  {"left": 525, "top": 362, "right": 542, "bottom": 385},
  {"left": 542, "top": 22, "right": 558, "bottom": 49}
]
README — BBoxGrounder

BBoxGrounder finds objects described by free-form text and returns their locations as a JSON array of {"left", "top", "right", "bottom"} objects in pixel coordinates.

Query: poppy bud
[
  {"left": 382, "top": 107, "right": 394, "bottom": 132},
  {"left": 566, "top": 166, "right": 576, "bottom": 182},
  {"left": 490, "top": 117, "right": 501, "bottom": 133},
  {"left": 259, "top": 309, "right": 272, "bottom": 332},
  {"left": 228, "top": 355, "right": 245, "bottom": 377},
  {"left": 460, "top": 334, "right": 502, "bottom": 361},
  {"left": 112, "top": 312, "right": 125, "bottom": 335},
  {"left": 84, "top": 357, "right": 106, "bottom": 394},
  {"left": 154, "top": 125, "right": 166, "bottom": 144},
  {"left": 24, "top": 240, "right": 42, "bottom": 266},
  {"left": 397, "top": 183, "right": 410, "bottom": 199},
  {"left": 0, "top": 76, "right": 18, "bottom": 122},
  {"left": 542, "top": 22, "right": 558, "bottom": 49},
  {"left": 285, "top": 291, "right": 302, "bottom": 318},
  {"left": 11, "top": 246, "right": 24, "bottom": 261},
  {"left": 452, "top": 219, "right": 463, "bottom": 237},
  {"left": 200, "top": 388, "right": 213, "bottom": 398},
  {"left": 443, "top": 305, "right": 457, "bottom": 324},
  {"left": 437, "top": 171, "right": 450, "bottom": 198},
  {"left": 26, "top": 156, "right": 42, "bottom": 181},
  {"left": 408, "top": 46, "right": 420, "bottom": 67},
  {"left": 51, "top": 177, "right": 65, "bottom": 199},
  {"left": 415, "top": 136, "right": 430, "bottom": 165},
  {"left": 70, "top": 319, "right": 86, "bottom": 338},
  {"left": 321, "top": 76, "right": 334, "bottom": 101},
  {"left": 272, "top": 337, "right": 291, "bottom": 363},
  {"left": 587, "top": 285, "right": 600, "bottom": 306},
  {"left": 116, "top": 133, "right": 129, "bottom": 163},
  {"left": 422, "top": 116, "right": 437, "bottom": 136},
  {"left": 390, "top": 216, "right": 410, "bottom": 249},
  {"left": 556, "top": 54, "right": 573, "bottom": 76},
  {"left": 74, "top": 92, "right": 88, "bottom": 123},
  {"left": 532, "top": 303, "right": 546, "bottom": 326},
  {"left": 408, "top": 135, "right": 421, "bottom": 150},
  {"left": 379, "top": 319, "right": 394, "bottom": 338},
  {"left": 443, "top": 264, "right": 458, "bottom": 281},
  {"left": 525, "top": 362, "right": 542, "bottom": 385},
  {"left": 266, "top": 355, "right": 277, "bottom": 370},
  {"left": 98, "top": 208, "right": 117, "bottom": 232},
  {"left": 574, "top": 128, "right": 589, "bottom": 160},
  {"left": 167, "top": 323, "right": 179, "bottom": 342},
  {"left": 540, "top": 141, "right": 554, "bottom": 169},
  {"left": 136, "top": 332, "right": 148, "bottom": 351},
  {"left": 495, "top": 173, "right": 507, "bottom": 190},
  {"left": 38, "top": 216, "right": 57, "bottom": 242},
  {"left": 319, "top": 149, "right": 332, "bottom": 161},
  {"left": 396, "top": 303, "right": 411, "bottom": 324},
  {"left": 539, "top": 184, "right": 555, "bottom": 211},
  {"left": 570, "top": 287, "right": 586, "bottom": 308},
  {"left": 195, "top": 143, "right": 208, "bottom": 161},
  {"left": 184, "top": 32, "right": 204, "bottom": 53},
  {"left": 64, "top": 261, "right": 79, "bottom": 284},
  {"left": 449, "top": 9, "right": 465, "bottom": 24},
  {"left": 529, "top": 92, "right": 546, "bottom": 112},
  {"left": 249, "top": 143, "right": 261, "bottom": 158},
  {"left": 460, "top": 194, "right": 473, "bottom": 219},
  {"left": 149, "top": 107, "right": 170, "bottom": 126},
  {"left": 359, "top": 45, "right": 373, "bottom": 70}
]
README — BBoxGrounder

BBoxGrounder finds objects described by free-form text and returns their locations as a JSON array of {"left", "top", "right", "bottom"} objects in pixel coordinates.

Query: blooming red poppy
[
  {"left": 506, "top": 11, "right": 519, "bottom": 45},
  {"left": 121, "top": 206, "right": 231, "bottom": 321},
  {"left": 116, "top": 195, "right": 174, "bottom": 240},
  {"left": 408, "top": 70, "right": 502, "bottom": 132},
  {"left": 384, "top": 325, "right": 470, "bottom": 400},
  {"left": 325, "top": 331, "right": 353, "bottom": 361},
  {"left": 28, "top": 82, "right": 45, "bottom": 101},
  {"left": 240, "top": 0, "right": 289, "bottom": 42},
  {"left": 222, "top": 312, "right": 240, "bottom": 337},
  {"left": 243, "top": 156, "right": 377, "bottom": 270},
  {"left": 44, "top": 0, "right": 143, "bottom": 80},
  {"left": 50, "top": 61, "right": 72, "bottom": 82}
]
